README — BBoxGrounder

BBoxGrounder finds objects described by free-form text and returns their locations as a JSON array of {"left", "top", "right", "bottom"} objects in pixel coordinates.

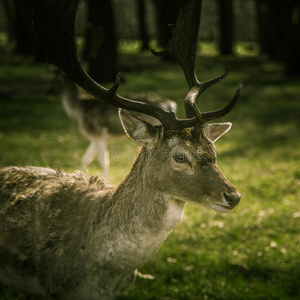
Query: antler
[
  {"left": 29, "top": 0, "right": 188, "bottom": 131},
  {"left": 30, "top": 0, "right": 240, "bottom": 131},
  {"left": 152, "top": 0, "right": 242, "bottom": 124}
]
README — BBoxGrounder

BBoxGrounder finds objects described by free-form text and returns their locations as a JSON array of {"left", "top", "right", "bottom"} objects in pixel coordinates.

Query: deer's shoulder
[{"left": 0, "top": 166, "right": 114, "bottom": 212}]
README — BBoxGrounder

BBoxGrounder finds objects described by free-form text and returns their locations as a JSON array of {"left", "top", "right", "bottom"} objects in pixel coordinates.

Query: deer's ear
[
  {"left": 119, "top": 109, "right": 157, "bottom": 145},
  {"left": 203, "top": 123, "right": 232, "bottom": 143}
]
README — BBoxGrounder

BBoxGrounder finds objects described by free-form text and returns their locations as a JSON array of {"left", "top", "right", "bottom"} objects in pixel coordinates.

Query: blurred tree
[
  {"left": 217, "top": 0, "right": 233, "bottom": 55},
  {"left": 3, "top": 0, "right": 45, "bottom": 61},
  {"left": 83, "top": 0, "right": 117, "bottom": 83},
  {"left": 256, "top": 0, "right": 284, "bottom": 60},
  {"left": 286, "top": 1, "right": 300, "bottom": 74},
  {"left": 137, "top": 0, "right": 150, "bottom": 50},
  {"left": 152, "top": 0, "right": 181, "bottom": 47},
  {"left": 2, "top": 0, "right": 14, "bottom": 40},
  {"left": 256, "top": 0, "right": 300, "bottom": 75}
]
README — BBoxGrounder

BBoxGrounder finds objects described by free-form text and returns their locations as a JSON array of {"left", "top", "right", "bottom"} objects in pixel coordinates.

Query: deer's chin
[{"left": 209, "top": 204, "right": 232, "bottom": 213}]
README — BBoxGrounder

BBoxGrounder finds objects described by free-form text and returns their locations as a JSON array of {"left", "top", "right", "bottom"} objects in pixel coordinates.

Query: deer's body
[
  {"left": 0, "top": 121, "right": 239, "bottom": 299},
  {"left": 0, "top": 118, "right": 240, "bottom": 299},
  {"left": 0, "top": 163, "right": 183, "bottom": 299}
]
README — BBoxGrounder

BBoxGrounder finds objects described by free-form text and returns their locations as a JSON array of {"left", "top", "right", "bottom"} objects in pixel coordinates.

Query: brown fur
[{"left": 0, "top": 118, "right": 240, "bottom": 299}]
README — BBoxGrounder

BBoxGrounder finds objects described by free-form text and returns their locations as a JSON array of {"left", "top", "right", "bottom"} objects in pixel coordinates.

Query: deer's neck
[
  {"left": 90, "top": 148, "right": 184, "bottom": 270},
  {"left": 109, "top": 147, "right": 184, "bottom": 238}
]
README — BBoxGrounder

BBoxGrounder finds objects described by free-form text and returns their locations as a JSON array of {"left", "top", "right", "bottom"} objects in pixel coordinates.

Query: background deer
[
  {"left": 48, "top": 73, "right": 176, "bottom": 178},
  {"left": 0, "top": 0, "right": 242, "bottom": 299}
]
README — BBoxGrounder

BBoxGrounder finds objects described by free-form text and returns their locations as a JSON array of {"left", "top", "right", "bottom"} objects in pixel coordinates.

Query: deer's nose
[{"left": 224, "top": 192, "right": 241, "bottom": 208}]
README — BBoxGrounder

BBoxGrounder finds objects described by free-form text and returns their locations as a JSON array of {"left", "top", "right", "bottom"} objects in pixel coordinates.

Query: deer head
[
  {"left": 30, "top": 0, "right": 241, "bottom": 212},
  {"left": 119, "top": 110, "right": 240, "bottom": 213}
]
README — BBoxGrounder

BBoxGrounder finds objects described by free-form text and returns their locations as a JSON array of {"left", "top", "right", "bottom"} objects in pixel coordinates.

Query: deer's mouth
[{"left": 210, "top": 203, "right": 232, "bottom": 213}]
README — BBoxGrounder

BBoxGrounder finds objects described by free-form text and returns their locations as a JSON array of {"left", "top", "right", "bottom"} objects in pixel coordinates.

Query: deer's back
[
  {"left": 0, "top": 166, "right": 115, "bottom": 298},
  {"left": 0, "top": 166, "right": 114, "bottom": 241}
]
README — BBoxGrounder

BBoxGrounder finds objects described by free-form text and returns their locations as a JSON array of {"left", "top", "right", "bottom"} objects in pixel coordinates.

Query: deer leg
[
  {"left": 81, "top": 141, "right": 96, "bottom": 171},
  {"left": 96, "top": 130, "right": 109, "bottom": 179}
]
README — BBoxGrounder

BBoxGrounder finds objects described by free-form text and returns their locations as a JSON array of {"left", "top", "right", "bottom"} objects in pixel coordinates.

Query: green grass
[{"left": 0, "top": 45, "right": 299, "bottom": 299}]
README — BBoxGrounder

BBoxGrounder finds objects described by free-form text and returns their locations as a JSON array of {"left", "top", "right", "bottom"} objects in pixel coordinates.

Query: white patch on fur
[
  {"left": 209, "top": 204, "right": 231, "bottom": 213},
  {"left": 93, "top": 198, "right": 184, "bottom": 277},
  {"left": 164, "top": 199, "right": 185, "bottom": 229}
]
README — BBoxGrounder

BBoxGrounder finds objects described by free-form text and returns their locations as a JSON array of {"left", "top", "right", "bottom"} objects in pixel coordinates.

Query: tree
[
  {"left": 3, "top": 0, "right": 45, "bottom": 61},
  {"left": 285, "top": 1, "right": 300, "bottom": 74},
  {"left": 83, "top": 0, "right": 117, "bottom": 83},
  {"left": 256, "top": 0, "right": 300, "bottom": 75},
  {"left": 256, "top": 0, "right": 284, "bottom": 60},
  {"left": 217, "top": 0, "right": 233, "bottom": 55},
  {"left": 137, "top": 0, "right": 150, "bottom": 50}
]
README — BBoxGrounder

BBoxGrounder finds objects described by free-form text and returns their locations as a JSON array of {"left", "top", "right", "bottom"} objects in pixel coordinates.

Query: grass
[{"left": 0, "top": 41, "right": 299, "bottom": 299}]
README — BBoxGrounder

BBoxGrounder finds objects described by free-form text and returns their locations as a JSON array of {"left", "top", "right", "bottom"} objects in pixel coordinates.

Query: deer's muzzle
[{"left": 224, "top": 192, "right": 241, "bottom": 208}]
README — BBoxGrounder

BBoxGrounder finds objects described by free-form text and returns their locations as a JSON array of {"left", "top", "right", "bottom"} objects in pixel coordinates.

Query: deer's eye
[{"left": 173, "top": 152, "right": 188, "bottom": 164}]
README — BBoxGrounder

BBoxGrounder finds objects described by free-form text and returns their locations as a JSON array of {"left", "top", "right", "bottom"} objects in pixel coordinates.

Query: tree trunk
[
  {"left": 255, "top": 0, "right": 300, "bottom": 75},
  {"left": 137, "top": 0, "right": 149, "bottom": 50},
  {"left": 255, "top": 0, "right": 269, "bottom": 54},
  {"left": 218, "top": 0, "right": 233, "bottom": 55},
  {"left": 11, "top": 0, "right": 45, "bottom": 61},
  {"left": 284, "top": 1, "right": 300, "bottom": 75},
  {"left": 83, "top": 0, "right": 117, "bottom": 83},
  {"left": 3, "top": 0, "right": 15, "bottom": 41}
]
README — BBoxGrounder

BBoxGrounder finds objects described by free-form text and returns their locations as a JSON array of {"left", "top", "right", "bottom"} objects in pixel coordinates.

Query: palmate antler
[
  {"left": 152, "top": 0, "right": 242, "bottom": 123},
  {"left": 30, "top": 0, "right": 241, "bottom": 131}
]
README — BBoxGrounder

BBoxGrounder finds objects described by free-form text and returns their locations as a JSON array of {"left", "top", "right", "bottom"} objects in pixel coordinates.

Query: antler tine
[
  {"left": 30, "top": 0, "right": 196, "bottom": 131},
  {"left": 30, "top": 0, "right": 239, "bottom": 132},
  {"left": 201, "top": 81, "right": 242, "bottom": 124},
  {"left": 183, "top": 68, "right": 230, "bottom": 118}
]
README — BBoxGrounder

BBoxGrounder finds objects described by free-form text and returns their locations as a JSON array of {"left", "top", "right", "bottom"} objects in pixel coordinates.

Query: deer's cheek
[{"left": 170, "top": 162, "right": 194, "bottom": 176}]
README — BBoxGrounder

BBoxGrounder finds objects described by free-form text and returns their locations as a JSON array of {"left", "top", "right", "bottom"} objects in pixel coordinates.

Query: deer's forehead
[{"left": 166, "top": 132, "right": 215, "bottom": 155}]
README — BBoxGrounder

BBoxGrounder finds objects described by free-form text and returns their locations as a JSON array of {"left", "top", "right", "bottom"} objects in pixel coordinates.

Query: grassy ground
[{"left": 0, "top": 42, "right": 299, "bottom": 299}]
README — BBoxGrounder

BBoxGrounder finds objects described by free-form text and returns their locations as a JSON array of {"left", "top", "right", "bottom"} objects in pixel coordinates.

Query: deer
[
  {"left": 0, "top": 0, "right": 242, "bottom": 299},
  {"left": 48, "top": 72, "right": 177, "bottom": 179}
]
